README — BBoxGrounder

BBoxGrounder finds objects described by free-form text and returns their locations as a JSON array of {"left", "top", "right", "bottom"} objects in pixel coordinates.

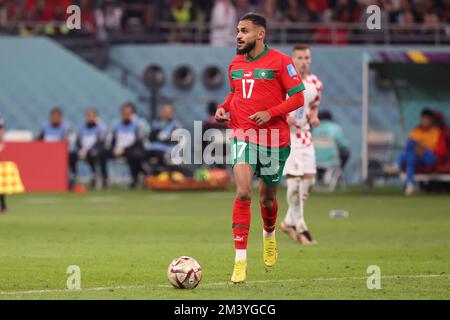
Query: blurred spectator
[
  {"left": 20, "top": 0, "right": 71, "bottom": 36},
  {"left": 202, "top": 101, "right": 228, "bottom": 168},
  {"left": 235, "top": 0, "right": 255, "bottom": 22},
  {"left": 331, "top": 0, "right": 361, "bottom": 23},
  {"left": 79, "top": 0, "right": 96, "bottom": 35},
  {"left": 163, "top": 0, "right": 195, "bottom": 24},
  {"left": 398, "top": 108, "right": 448, "bottom": 196},
  {"left": 161, "top": 0, "right": 197, "bottom": 42},
  {"left": 440, "top": 0, "right": 450, "bottom": 23},
  {"left": 95, "top": 0, "right": 123, "bottom": 40},
  {"left": 420, "top": 0, "right": 441, "bottom": 35},
  {"left": 24, "top": 0, "right": 70, "bottom": 22},
  {"left": 0, "top": 0, "right": 446, "bottom": 43},
  {"left": 0, "top": 0, "right": 24, "bottom": 29},
  {"left": 109, "top": 103, "right": 146, "bottom": 189},
  {"left": 258, "top": 0, "right": 282, "bottom": 25},
  {"left": 314, "top": 7, "right": 349, "bottom": 44},
  {"left": 209, "top": 0, "right": 236, "bottom": 46},
  {"left": 391, "top": 0, "right": 421, "bottom": 23},
  {"left": 282, "top": 0, "right": 300, "bottom": 24},
  {"left": 305, "top": 0, "right": 329, "bottom": 22},
  {"left": 121, "top": 0, "right": 155, "bottom": 32},
  {"left": 70, "top": 108, "right": 109, "bottom": 189},
  {"left": 313, "top": 110, "right": 351, "bottom": 170},
  {"left": 146, "top": 103, "right": 182, "bottom": 175},
  {"left": 37, "top": 107, "right": 71, "bottom": 142}
]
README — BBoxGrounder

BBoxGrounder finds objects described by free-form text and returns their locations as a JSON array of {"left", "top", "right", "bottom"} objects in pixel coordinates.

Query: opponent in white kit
[{"left": 281, "top": 44, "right": 323, "bottom": 244}]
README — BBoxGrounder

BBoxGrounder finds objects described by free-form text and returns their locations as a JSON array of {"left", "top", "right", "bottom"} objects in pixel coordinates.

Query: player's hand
[
  {"left": 215, "top": 108, "right": 229, "bottom": 123},
  {"left": 287, "top": 115, "right": 296, "bottom": 126},
  {"left": 79, "top": 149, "right": 87, "bottom": 160},
  {"left": 309, "top": 116, "right": 320, "bottom": 128},
  {"left": 113, "top": 147, "right": 124, "bottom": 157},
  {"left": 249, "top": 111, "right": 271, "bottom": 126}
]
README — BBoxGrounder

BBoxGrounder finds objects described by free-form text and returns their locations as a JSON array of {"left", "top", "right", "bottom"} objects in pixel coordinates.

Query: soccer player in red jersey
[{"left": 215, "top": 13, "right": 305, "bottom": 283}]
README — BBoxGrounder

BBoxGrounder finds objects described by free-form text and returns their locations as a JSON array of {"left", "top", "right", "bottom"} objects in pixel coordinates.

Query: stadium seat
[{"left": 314, "top": 136, "right": 342, "bottom": 191}]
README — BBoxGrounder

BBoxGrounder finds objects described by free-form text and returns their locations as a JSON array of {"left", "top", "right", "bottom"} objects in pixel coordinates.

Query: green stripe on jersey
[
  {"left": 254, "top": 69, "right": 275, "bottom": 80},
  {"left": 231, "top": 70, "right": 244, "bottom": 79},
  {"left": 287, "top": 83, "right": 306, "bottom": 97}
]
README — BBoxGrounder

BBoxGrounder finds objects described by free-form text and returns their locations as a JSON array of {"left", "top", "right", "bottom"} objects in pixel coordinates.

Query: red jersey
[{"left": 227, "top": 46, "right": 305, "bottom": 147}]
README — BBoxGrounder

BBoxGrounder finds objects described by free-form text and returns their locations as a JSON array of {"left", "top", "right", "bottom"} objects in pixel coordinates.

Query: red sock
[
  {"left": 232, "top": 199, "right": 251, "bottom": 250},
  {"left": 261, "top": 198, "right": 278, "bottom": 233}
]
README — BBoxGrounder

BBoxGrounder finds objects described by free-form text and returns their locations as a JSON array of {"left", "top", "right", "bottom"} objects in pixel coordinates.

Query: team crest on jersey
[
  {"left": 287, "top": 64, "right": 297, "bottom": 77},
  {"left": 296, "top": 107, "right": 304, "bottom": 119}
]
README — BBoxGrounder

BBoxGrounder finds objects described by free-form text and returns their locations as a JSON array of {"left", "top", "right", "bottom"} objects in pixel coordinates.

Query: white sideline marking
[
  {"left": 86, "top": 196, "right": 119, "bottom": 203},
  {"left": 25, "top": 198, "right": 60, "bottom": 204},
  {"left": 152, "top": 195, "right": 180, "bottom": 201},
  {"left": 0, "top": 274, "right": 445, "bottom": 296},
  {"left": 204, "top": 193, "right": 232, "bottom": 199}
]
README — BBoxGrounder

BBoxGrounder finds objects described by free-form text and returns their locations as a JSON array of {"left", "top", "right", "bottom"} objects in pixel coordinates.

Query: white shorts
[{"left": 283, "top": 139, "right": 316, "bottom": 176}]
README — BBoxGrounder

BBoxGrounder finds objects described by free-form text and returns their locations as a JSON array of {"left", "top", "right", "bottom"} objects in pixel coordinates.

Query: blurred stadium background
[{"left": 0, "top": 0, "right": 449, "bottom": 189}]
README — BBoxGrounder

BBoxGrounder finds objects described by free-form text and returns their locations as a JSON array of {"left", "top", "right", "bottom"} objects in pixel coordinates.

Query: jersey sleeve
[
  {"left": 313, "top": 76, "right": 323, "bottom": 106},
  {"left": 228, "top": 63, "right": 235, "bottom": 93},
  {"left": 279, "top": 55, "right": 305, "bottom": 97}
]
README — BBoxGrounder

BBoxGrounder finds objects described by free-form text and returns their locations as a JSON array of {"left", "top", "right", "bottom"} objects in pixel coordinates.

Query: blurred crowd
[{"left": 0, "top": 0, "right": 448, "bottom": 43}]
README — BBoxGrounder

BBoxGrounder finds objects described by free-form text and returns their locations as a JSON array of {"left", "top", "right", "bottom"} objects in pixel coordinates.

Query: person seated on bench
[
  {"left": 37, "top": 107, "right": 76, "bottom": 187},
  {"left": 109, "top": 103, "right": 146, "bottom": 189},
  {"left": 314, "top": 110, "right": 351, "bottom": 170},
  {"left": 146, "top": 103, "right": 182, "bottom": 175},
  {"left": 70, "top": 108, "right": 109, "bottom": 189},
  {"left": 202, "top": 101, "right": 229, "bottom": 169},
  {"left": 399, "top": 108, "right": 447, "bottom": 196},
  {"left": 37, "top": 107, "right": 71, "bottom": 142}
]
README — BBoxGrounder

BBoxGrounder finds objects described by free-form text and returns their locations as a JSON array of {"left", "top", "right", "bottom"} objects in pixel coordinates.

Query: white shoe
[{"left": 405, "top": 183, "right": 415, "bottom": 196}]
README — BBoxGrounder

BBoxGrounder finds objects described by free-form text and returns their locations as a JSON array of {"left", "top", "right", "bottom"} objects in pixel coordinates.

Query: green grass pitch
[{"left": 0, "top": 187, "right": 449, "bottom": 300}]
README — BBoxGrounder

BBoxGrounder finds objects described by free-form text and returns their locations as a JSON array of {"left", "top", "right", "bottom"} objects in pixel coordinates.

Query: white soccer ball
[{"left": 167, "top": 256, "right": 202, "bottom": 289}]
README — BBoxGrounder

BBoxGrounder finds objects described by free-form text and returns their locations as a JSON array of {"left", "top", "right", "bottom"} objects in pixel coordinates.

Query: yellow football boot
[
  {"left": 231, "top": 260, "right": 247, "bottom": 284},
  {"left": 263, "top": 235, "right": 278, "bottom": 268}
]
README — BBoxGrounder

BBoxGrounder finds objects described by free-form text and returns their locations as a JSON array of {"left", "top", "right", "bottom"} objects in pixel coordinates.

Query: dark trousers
[
  {"left": 108, "top": 145, "right": 145, "bottom": 186},
  {"left": 339, "top": 147, "right": 351, "bottom": 170},
  {"left": 398, "top": 139, "right": 436, "bottom": 184},
  {"left": 70, "top": 148, "right": 109, "bottom": 181},
  {"left": 0, "top": 194, "right": 6, "bottom": 212}
]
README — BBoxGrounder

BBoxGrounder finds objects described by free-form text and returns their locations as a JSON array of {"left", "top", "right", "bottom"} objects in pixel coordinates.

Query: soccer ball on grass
[{"left": 167, "top": 256, "right": 202, "bottom": 289}]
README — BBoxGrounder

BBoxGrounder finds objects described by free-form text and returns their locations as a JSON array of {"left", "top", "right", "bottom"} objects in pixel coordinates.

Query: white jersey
[
  {"left": 289, "top": 72, "right": 322, "bottom": 147},
  {"left": 283, "top": 72, "right": 322, "bottom": 176}
]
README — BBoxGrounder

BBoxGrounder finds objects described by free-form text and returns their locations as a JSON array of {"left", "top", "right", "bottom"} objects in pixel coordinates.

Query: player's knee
[
  {"left": 236, "top": 187, "right": 252, "bottom": 201},
  {"left": 259, "top": 195, "right": 276, "bottom": 209}
]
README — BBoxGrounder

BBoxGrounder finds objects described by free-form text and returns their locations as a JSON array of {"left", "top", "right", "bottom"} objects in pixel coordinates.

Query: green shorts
[{"left": 231, "top": 138, "right": 291, "bottom": 186}]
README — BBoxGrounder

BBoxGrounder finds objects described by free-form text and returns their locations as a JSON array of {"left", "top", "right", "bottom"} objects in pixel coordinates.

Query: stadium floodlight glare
[
  {"left": 173, "top": 65, "right": 196, "bottom": 90},
  {"left": 202, "top": 65, "right": 224, "bottom": 90},
  {"left": 142, "top": 64, "right": 165, "bottom": 89}
]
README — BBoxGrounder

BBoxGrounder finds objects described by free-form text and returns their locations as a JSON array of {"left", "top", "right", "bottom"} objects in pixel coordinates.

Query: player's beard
[{"left": 236, "top": 40, "right": 256, "bottom": 55}]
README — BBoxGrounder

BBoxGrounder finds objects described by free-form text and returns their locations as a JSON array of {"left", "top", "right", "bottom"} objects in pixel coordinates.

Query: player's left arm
[
  {"left": 249, "top": 55, "right": 305, "bottom": 126},
  {"left": 308, "top": 78, "right": 322, "bottom": 128}
]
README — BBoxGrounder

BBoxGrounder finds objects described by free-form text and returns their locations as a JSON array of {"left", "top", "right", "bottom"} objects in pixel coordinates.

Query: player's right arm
[
  {"left": 215, "top": 64, "right": 235, "bottom": 123},
  {"left": 216, "top": 92, "right": 233, "bottom": 122}
]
